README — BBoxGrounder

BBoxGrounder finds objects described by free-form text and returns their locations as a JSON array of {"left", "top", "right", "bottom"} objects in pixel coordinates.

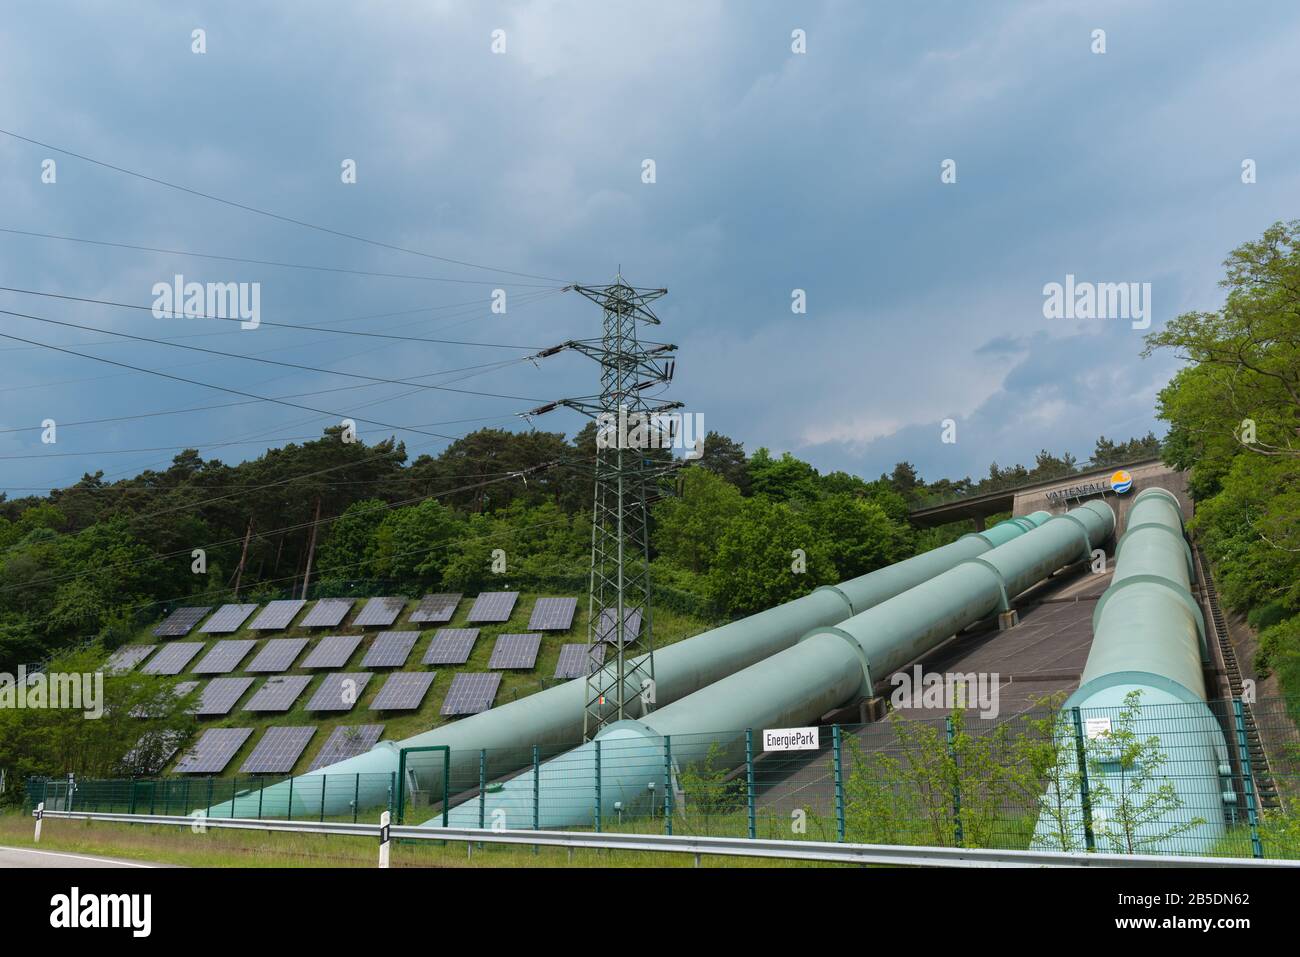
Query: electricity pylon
[{"left": 521, "top": 273, "right": 680, "bottom": 740}]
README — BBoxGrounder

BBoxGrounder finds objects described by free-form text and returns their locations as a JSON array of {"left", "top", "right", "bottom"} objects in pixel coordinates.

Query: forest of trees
[
  {"left": 0, "top": 408, "right": 1162, "bottom": 673},
  {"left": 1145, "top": 219, "right": 1300, "bottom": 704}
]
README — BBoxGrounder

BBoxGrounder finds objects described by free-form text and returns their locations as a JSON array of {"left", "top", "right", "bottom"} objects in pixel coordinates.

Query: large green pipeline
[
  {"left": 434, "top": 500, "right": 1113, "bottom": 828},
  {"left": 202, "top": 512, "right": 1050, "bottom": 818},
  {"left": 1031, "top": 487, "right": 1231, "bottom": 855}
]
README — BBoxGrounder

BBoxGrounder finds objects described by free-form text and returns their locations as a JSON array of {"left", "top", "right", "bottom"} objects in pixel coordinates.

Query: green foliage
[
  {"left": 0, "top": 646, "right": 198, "bottom": 794},
  {"left": 652, "top": 468, "right": 743, "bottom": 574},
  {"left": 704, "top": 496, "right": 834, "bottom": 616},
  {"left": 746, "top": 448, "right": 820, "bottom": 502}
]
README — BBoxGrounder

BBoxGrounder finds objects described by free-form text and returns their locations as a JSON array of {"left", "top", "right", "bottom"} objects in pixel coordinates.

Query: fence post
[
  {"left": 532, "top": 745, "right": 541, "bottom": 832},
  {"left": 745, "top": 728, "right": 757, "bottom": 841},
  {"left": 1070, "top": 706, "right": 1096, "bottom": 852},
  {"left": 663, "top": 735, "right": 673, "bottom": 836},
  {"left": 206, "top": 777, "right": 214, "bottom": 818},
  {"left": 1232, "top": 697, "right": 1264, "bottom": 859},
  {"left": 287, "top": 775, "right": 294, "bottom": 821},
  {"left": 353, "top": 774, "right": 360, "bottom": 824},
  {"left": 258, "top": 778, "right": 265, "bottom": 820},
  {"left": 832, "top": 724, "right": 846, "bottom": 843},
  {"left": 593, "top": 739, "right": 602, "bottom": 833},
  {"left": 149, "top": 780, "right": 156, "bottom": 816},
  {"left": 320, "top": 775, "right": 327, "bottom": 823},
  {"left": 128, "top": 780, "right": 137, "bottom": 816},
  {"left": 946, "top": 715, "right": 963, "bottom": 847},
  {"left": 478, "top": 748, "right": 487, "bottom": 832}
]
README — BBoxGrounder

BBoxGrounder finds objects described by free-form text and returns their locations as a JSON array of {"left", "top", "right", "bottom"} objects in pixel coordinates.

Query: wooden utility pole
[
  {"left": 231, "top": 518, "right": 253, "bottom": 598},
  {"left": 300, "top": 497, "right": 322, "bottom": 600}
]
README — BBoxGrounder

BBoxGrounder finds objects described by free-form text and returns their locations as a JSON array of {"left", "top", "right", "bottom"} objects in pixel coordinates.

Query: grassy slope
[{"left": 115, "top": 594, "right": 713, "bottom": 778}]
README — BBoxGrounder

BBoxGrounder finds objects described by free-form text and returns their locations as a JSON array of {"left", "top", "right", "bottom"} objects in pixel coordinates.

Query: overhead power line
[{"left": 0, "top": 129, "right": 572, "bottom": 284}]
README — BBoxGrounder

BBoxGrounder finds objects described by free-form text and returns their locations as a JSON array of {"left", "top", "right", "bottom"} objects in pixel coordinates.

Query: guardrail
[{"left": 31, "top": 807, "right": 1300, "bottom": 868}]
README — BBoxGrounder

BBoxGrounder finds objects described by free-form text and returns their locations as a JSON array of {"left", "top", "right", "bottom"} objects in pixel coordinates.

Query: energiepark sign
[{"left": 1044, "top": 469, "right": 1134, "bottom": 503}]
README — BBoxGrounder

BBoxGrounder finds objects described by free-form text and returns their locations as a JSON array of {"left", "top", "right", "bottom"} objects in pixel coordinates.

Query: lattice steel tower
[{"left": 526, "top": 275, "right": 676, "bottom": 741}]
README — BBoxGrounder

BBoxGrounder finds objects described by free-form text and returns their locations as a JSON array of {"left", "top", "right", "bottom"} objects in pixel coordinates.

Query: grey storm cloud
[{"left": 1, "top": 0, "right": 1298, "bottom": 493}]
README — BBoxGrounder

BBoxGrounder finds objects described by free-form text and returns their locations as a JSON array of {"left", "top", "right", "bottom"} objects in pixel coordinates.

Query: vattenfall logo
[
  {"left": 49, "top": 887, "right": 152, "bottom": 937},
  {"left": 1109, "top": 470, "right": 1133, "bottom": 494}
]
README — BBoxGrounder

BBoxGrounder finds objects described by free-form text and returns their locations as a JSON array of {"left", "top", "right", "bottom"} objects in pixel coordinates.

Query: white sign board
[
  {"left": 762, "top": 727, "right": 820, "bottom": 752},
  {"left": 1085, "top": 717, "right": 1112, "bottom": 740}
]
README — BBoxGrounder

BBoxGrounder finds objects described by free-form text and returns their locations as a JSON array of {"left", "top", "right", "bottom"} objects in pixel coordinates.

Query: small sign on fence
[
  {"left": 762, "top": 727, "right": 819, "bottom": 752},
  {"left": 1085, "top": 717, "right": 1112, "bottom": 739}
]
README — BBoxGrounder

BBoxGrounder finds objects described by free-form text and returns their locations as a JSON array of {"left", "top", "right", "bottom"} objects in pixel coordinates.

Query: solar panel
[
  {"left": 119, "top": 729, "right": 185, "bottom": 775},
  {"left": 308, "top": 724, "right": 385, "bottom": 771},
  {"left": 104, "top": 644, "right": 156, "bottom": 674},
  {"left": 198, "top": 603, "right": 259, "bottom": 634},
  {"left": 131, "top": 680, "right": 198, "bottom": 718},
  {"left": 191, "top": 639, "right": 257, "bottom": 675},
  {"left": 247, "top": 599, "right": 306, "bottom": 631},
  {"left": 596, "top": 606, "right": 644, "bottom": 643},
  {"left": 141, "top": 642, "right": 204, "bottom": 675},
  {"left": 353, "top": 596, "right": 406, "bottom": 627},
  {"left": 528, "top": 597, "right": 578, "bottom": 631},
  {"left": 174, "top": 727, "right": 254, "bottom": 773},
  {"left": 242, "top": 675, "right": 312, "bottom": 712},
  {"left": 300, "top": 635, "right": 363, "bottom": 669},
  {"left": 193, "top": 677, "right": 254, "bottom": 716},
  {"left": 300, "top": 598, "right": 355, "bottom": 628},
  {"left": 240, "top": 726, "right": 317, "bottom": 774},
  {"left": 306, "top": 672, "right": 373, "bottom": 712},
  {"left": 409, "top": 593, "right": 462, "bottom": 624},
  {"left": 245, "top": 637, "right": 308, "bottom": 673},
  {"left": 362, "top": 631, "right": 419, "bottom": 668},
  {"left": 466, "top": 591, "right": 518, "bottom": 623},
  {"left": 440, "top": 673, "right": 501, "bottom": 715},
  {"left": 554, "top": 643, "right": 605, "bottom": 679},
  {"left": 422, "top": 628, "right": 480, "bottom": 665},
  {"left": 369, "top": 672, "right": 436, "bottom": 711},
  {"left": 152, "top": 606, "right": 212, "bottom": 638},
  {"left": 488, "top": 633, "right": 541, "bottom": 670}
]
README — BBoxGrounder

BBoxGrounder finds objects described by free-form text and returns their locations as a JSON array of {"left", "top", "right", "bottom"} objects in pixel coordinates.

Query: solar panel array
[
  {"left": 245, "top": 638, "right": 308, "bottom": 673},
  {"left": 152, "top": 606, "right": 212, "bottom": 638},
  {"left": 308, "top": 724, "right": 385, "bottom": 771},
  {"left": 191, "top": 639, "right": 257, "bottom": 675},
  {"left": 554, "top": 643, "right": 605, "bottom": 679},
  {"left": 409, "top": 593, "right": 462, "bottom": 624},
  {"left": 466, "top": 591, "right": 518, "bottom": 623},
  {"left": 422, "top": 628, "right": 480, "bottom": 665},
  {"left": 198, "top": 603, "right": 259, "bottom": 634},
  {"left": 105, "top": 644, "right": 156, "bottom": 673},
  {"left": 174, "top": 727, "right": 253, "bottom": 773},
  {"left": 240, "top": 726, "right": 317, "bottom": 774},
  {"left": 370, "top": 672, "right": 436, "bottom": 711},
  {"left": 141, "top": 642, "right": 204, "bottom": 675},
  {"left": 301, "top": 635, "right": 363, "bottom": 669},
  {"left": 193, "top": 677, "right": 254, "bottom": 716},
  {"left": 243, "top": 675, "right": 312, "bottom": 712},
  {"left": 307, "top": 672, "right": 373, "bottom": 712},
  {"left": 488, "top": 633, "right": 541, "bottom": 670},
  {"left": 528, "top": 597, "right": 578, "bottom": 631},
  {"left": 362, "top": 631, "right": 419, "bottom": 668},
  {"left": 247, "top": 599, "right": 305, "bottom": 631},
  {"left": 440, "top": 673, "right": 501, "bottom": 715},
  {"left": 596, "top": 606, "right": 644, "bottom": 643},
  {"left": 300, "top": 598, "right": 355, "bottom": 628},
  {"left": 353, "top": 596, "right": 406, "bottom": 627}
]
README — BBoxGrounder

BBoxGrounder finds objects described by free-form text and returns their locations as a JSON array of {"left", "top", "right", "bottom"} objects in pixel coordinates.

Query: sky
[{"left": 1, "top": 0, "right": 1298, "bottom": 495}]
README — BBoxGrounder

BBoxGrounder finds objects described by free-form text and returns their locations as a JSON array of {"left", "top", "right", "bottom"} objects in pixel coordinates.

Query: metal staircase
[{"left": 1193, "top": 543, "right": 1280, "bottom": 809}]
